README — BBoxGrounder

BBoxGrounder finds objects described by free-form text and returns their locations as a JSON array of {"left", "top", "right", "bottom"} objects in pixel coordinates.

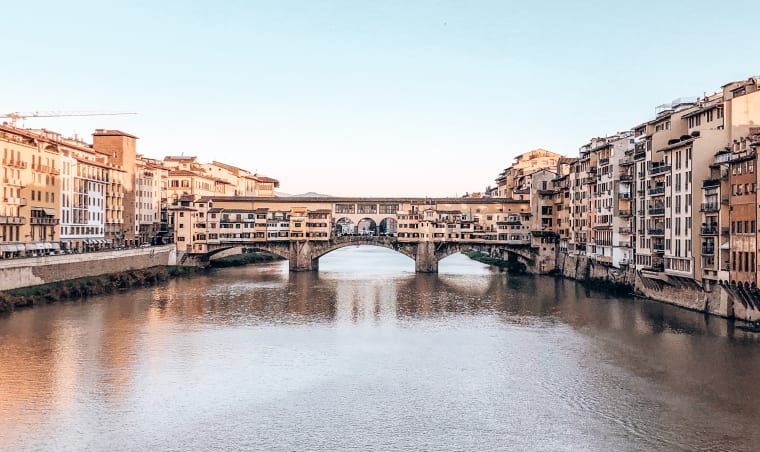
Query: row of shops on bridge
[{"left": 171, "top": 197, "right": 545, "bottom": 254}]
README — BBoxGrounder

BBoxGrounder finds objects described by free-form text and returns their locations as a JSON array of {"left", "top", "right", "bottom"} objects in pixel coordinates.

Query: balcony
[
  {"left": 619, "top": 158, "right": 634, "bottom": 166},
  {"left": 648, "top": 186, "right": 665, "bottom": 196},
  {"left": 2, "top": 159, "right": 27, "bottom": 169},
  {"left": 721, "top": 227, "right": 729, "bottom": 236},
  {"left": 650, "top": 164, "right": 671, "bottom": 176},
  {"left": 702, "top": 179, "right": 720, "bottom": 189},
  {"left": 701, "top": 247, "right": 715, "bottom": 256},
  {"left": 618, "top": 209, "right": 632, "bottom": 217},
  {"left": 653, "top": 244, "right": 665, "bottom": 253},
  {"left": 648, "top": 228, "right": 665, "bottom": 236},
  {"left": 582, "top": 177, "right": 596, "bottom": 185},
  {"left": 599, "top": 158, "right": 610, "bottom": 165},
  {"left": 38, "top": 164, "right": 60, "bottom": 175},
  {"left": 618, "top": 227, "right": 632, "bottom": 234},
  {"left": 634, "top": 151, "right": 646, "bottom": 160},
  {"left": 700, "top": 203, "right": 719, "bottom": 212},
  {"left": 3, "top": 177, "right": 24, "bottom": 187},
  {"left": 618, "top": 192, "right": 631, "bottom": 199},
  {"left": 619, "top": 173, "right": 633, "bottom": 181},
  {"left": 30, "top": 217, "right": 59, "bottom": 225},
  {"left": 0, "top": 216, "right": 25, "bottom": 225},
  {"left": 700, "top": 225, "right": 718, "bottom": 235},
  {"left": 648, "top": 207, "right": 665, "bottom": 216},
  {"left": 618, "top": 241, "right": 632, "bottom": 248},
  {"left": 595, "top": 255, "right": 612, "bottom": 264}
]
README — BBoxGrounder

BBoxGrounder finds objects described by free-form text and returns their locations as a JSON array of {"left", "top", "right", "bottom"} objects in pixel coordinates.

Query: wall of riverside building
[{"left": 0, "top": 245, "right": 177, "bottom": 291}]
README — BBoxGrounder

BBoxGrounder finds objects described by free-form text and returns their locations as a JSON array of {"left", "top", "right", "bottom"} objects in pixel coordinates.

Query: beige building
[
  {"left": 0, "top": 127, "right": 63, "bottom": 256},
  {"left": 495, "top": 148, "right": 564, "bottom": 198},
  {"left": 135, "top": 156, "right": 166, "bottom": 245},
  {"left": 0, "top": 126, "right": 36, "bottom": 257}
]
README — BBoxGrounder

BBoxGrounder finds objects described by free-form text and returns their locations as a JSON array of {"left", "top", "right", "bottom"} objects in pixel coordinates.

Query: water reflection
[{"left": 0, "top": 248, "right": 759, "bottom": 451}]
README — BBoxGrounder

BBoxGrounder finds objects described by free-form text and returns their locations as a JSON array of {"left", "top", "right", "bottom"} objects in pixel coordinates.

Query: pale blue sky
[{"left": 1, "top": 1, "right": 756, "bottom": 196}]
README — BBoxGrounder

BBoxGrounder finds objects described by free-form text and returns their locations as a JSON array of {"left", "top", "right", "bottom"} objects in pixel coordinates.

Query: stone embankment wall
[
  {"left": 554, "top": 253, "right": 760, "bottom": 322},
  {"left": 0, "top": 245, "right": 177, "bottom": 291},
  {"left": 557, "top": 254, "right": 635, "bottom": 288}
]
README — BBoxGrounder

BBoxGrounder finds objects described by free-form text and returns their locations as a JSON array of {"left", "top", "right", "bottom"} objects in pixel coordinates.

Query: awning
[
  {"left": 50, "top": 243, "right": 60, "bottom": 250},
  {"left": 25, "top": 243, "right": 43, "bottom": 250},
  {"left": 720, "top": 242, "right": 730, "bottom": 250},
  {"left": 42, "top": 208, "right": 56, "bottom": 216},
  {"left": 14, "top": 244, "right": 25, "bottom": 252},
  {"left": 43, "top": 243, "right": 53, "bottom": 250},
  {"left": 0, "top": 244, "right": 16, "bottom": 252}
]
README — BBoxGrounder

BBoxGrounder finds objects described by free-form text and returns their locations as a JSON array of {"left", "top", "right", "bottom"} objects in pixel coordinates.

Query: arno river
[{"left": 1, "top": 247, "right": 759, "bottom": 451}]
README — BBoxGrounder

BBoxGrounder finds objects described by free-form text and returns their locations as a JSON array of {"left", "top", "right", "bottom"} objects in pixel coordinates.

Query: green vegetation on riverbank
[
  {"left": 208, "top": 251, "right": 282, "bottom": 268},
  {"left": 462, "top": 249, "right": 526, "bottom": 272}
]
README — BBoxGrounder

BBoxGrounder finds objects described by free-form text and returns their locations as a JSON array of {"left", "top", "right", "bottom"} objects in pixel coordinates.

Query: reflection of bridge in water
[{"left": 176, "top": 197, "right": 554, "bottom": 273}]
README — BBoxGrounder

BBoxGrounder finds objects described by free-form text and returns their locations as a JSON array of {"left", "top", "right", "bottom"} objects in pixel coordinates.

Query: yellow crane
[{"left": 0, "top": 111, "right": 137, "bottom": 127}]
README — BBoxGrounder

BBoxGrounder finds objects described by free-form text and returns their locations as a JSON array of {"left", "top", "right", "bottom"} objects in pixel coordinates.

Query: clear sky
[{"left": 1, "top": 1, "right": 757, "bottom": 196}]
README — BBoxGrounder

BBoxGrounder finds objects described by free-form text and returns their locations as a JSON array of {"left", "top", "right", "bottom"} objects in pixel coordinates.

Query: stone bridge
[
  {"left": 174, "top": 196, "right": 551, "bottom": 273},
  {"left": 196, "top": 236, "right": 538, "bottom": 273}
]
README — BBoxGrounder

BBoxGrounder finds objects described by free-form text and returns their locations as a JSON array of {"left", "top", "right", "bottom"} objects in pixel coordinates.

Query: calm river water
[{"left": 1, "top": 247, "right": 760, "bottom": 451}]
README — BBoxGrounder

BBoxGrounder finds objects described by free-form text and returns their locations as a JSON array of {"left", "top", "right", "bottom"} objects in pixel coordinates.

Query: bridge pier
[
  {"left": 289, "top": 241, "right": 319, "bottom": 272},
  {"left": 415, "top": 242, "right": 438, "bottom": 273}
]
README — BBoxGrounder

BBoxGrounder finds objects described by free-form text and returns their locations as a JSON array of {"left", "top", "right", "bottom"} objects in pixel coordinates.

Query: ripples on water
[{"left": 1, "top": 247, "right": 759, "bottom": 451}]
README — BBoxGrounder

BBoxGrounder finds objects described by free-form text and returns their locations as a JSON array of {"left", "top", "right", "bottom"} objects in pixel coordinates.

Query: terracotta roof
[
  {"left": 168, "top": 169, "right": 200, "bottom": 177},
  {"left": 211, "top": 161, "right": 245, "bottom": 173},
  {"left": 164, "top": 155, "right": 197, "bottom": 161},
  {"left": 255, "top": 175, "right": 280, "bottom": 185},
  {"left": 92, "top": 129, "right": 138, "bottom": 139}
]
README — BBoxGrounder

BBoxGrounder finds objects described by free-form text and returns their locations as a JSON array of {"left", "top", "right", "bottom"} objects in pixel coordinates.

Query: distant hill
[{"left": 276, "top": 191, "right": 331, "bottom": 198}]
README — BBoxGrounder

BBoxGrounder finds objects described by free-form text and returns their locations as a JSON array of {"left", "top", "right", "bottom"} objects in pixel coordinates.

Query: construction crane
[{"left": 0, "top": 111, "right": 137, "bottom": 127}]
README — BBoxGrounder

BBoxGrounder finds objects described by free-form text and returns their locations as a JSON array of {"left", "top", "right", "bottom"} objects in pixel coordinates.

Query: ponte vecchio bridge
[{"left": 173, "top": 196, "right": 555, "bottom": 273}]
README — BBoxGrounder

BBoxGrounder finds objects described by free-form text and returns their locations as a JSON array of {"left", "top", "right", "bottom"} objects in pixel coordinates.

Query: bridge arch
[
  {"left": 379, "top": 217, "right": 398, "bottom": 235},
  {"left": 335, "top": 217, "right": 355, "bottom": 235},
  {"left": 310, "top": 236, "right": 416, "bottom": 260},
  {"left": 356, "top": 218, "right": 377, "bottom": 235}
]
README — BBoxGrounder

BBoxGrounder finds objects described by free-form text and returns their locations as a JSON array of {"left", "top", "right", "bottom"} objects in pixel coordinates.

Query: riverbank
[
  {"left": 207, "top": 250, "right": 282, "bottom": 268},
  {"left": 461, "top": 249, "right": 525, "bottom": 272},
  {"left": 0, "top": 266, "right": 200, "bottom": 314},
  {"left": 0, "top": 251, "right": 282, "bottom": 315},
  {"left": 464, "top": 249, "right": 760, "bottom": 322},
  {"left": 464, "top": 249, "right": 633, "bottom": 295}
]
